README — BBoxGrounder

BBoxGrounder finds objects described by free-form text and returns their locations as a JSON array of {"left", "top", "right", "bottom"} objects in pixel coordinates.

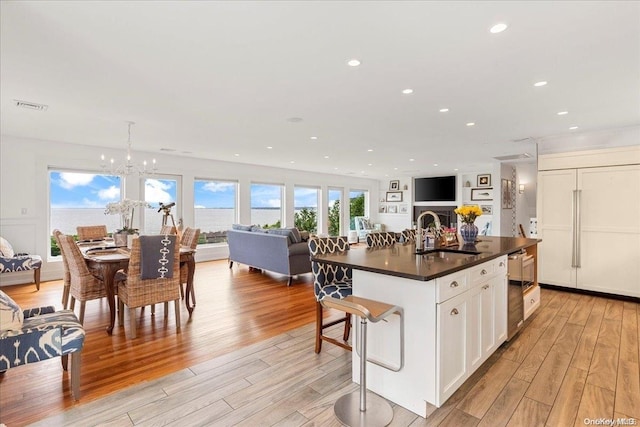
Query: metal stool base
[{"left": 334, "top": 390, "right": 393, "bottom": 427}]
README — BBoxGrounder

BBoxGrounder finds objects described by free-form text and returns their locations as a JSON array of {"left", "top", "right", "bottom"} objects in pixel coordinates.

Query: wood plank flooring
[{"left": 1, "top": 260, "right": 639, "bottom": 426}]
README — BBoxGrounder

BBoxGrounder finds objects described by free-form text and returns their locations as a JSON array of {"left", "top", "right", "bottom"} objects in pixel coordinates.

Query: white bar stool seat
[{"left": 321, "top": 295, "right": 404, "bottom": 427}]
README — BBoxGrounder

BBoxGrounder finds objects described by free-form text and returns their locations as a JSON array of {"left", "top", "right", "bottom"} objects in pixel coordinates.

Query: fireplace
[{"left": 413, "top": 206, "right": 457, "bottom": 229}]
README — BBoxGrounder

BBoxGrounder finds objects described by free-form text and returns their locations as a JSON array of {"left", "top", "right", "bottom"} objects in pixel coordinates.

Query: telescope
[{"left": 157, "top": 202, "right": 176, "bottom": 213}]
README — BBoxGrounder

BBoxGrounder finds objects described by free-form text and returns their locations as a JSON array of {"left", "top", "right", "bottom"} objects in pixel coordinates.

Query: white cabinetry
[
  {"left": 538, "top": 147, "right": 640, "bottom": 297},
  {"left": 436, "top": 256, "right": 507, "bottom": 403}
]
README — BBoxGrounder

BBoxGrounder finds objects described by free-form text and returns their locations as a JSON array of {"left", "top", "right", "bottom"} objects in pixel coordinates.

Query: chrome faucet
[{"left": 415, "top": 210, "right": 441, "bottom": 252}]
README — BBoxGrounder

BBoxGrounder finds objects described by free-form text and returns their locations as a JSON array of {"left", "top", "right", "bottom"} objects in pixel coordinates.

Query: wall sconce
[{"left": 519, "top": 184, "right": 525, "bottom": 194}]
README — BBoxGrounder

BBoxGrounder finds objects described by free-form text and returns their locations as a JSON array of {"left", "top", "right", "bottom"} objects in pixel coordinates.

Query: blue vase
[{"left": 460, "top": 223, "right": 478, "bottom": 244}]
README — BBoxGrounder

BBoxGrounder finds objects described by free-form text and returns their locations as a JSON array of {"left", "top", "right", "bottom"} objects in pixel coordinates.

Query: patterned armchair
[
  {"left": 0, "top": 237, "right": 42, "bottom": 290},
  {"left": 354, "top": 216, "right": 375, "bottom": 242},
  {"left": 308, "top": 237, "right": 353, "bottom": 353},
  {"left": 400, "top": 229, "right": 417, "bottom": 243},
  {"left": 365, "top": 231, "right": 397, "bottom": 248},
  {"left": 0, "top": 290, "right": 85, "bottom": 400}
]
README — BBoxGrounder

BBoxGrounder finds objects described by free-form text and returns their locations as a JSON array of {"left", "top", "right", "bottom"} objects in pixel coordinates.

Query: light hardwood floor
[{"left": 1, "top": 260, "right": 639, "bottom": 426}]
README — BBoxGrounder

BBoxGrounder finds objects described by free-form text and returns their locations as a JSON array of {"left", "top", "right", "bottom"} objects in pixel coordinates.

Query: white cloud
[
  {"left": 194, "top": 204, "right": 206, "bottom": 209},
  {"left": 59, "top": 172, "right": 96, "bottom": 189},
  {"left": 145, "top": 179, "right": 173, "bottom": 204},
  {"left": 266, "top": 198, "right": 281, "bottom": 207},
  {"left": 98, "top": 185, "right": 120, "bottom": 200},
  {"left": 203, "top": 182, "right": 234, "bottom": 192}
]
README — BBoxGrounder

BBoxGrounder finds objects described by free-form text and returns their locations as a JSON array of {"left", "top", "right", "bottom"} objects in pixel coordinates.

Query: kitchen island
[{"left": 312, "top": 236, "right": 539, "bottom": 418}]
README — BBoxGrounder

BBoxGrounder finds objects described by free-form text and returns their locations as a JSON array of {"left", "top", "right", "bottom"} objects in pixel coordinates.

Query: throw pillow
[
  {"left": 0, "top": 237, "right": 15, "bottom": 258},
  {"left": 231, "top": 224, "right": 253, "bottom": 232},
  {"left": 299, "top": 230, "right": 310, "bottom": 242},
  {"left": 267, "top": 228, "right": 297, "bottom": 245},
  {"left": 0, "top": 290, "right": 23, "bottom": 332},
  {"left": 290, "top": 227, "right": 302, "bottom": 243}
]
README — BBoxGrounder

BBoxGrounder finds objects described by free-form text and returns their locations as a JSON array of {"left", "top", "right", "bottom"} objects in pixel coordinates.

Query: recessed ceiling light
[
  {"left": 490, "top": 23, "right": 508, "bottom": 33},
  {"left": 234, "top": 153, "right": 240, "bottom": 157},
  {"left": 310, "top": 136, "right": 318, "bottom": 140},
  {"left": 409, "top": 158, "right": 415, "bottom": 162},
  {"left": 367, "top": 149, "right": 373, "bottom": 152},
  {"left": 534, "top": 81, "right": 548, "bottom": 87},
  {"left": 439, "top": 108, "right": 449, "bottom": 113},
  {"left": 266, "top": 146, "right": 273, "bottom": 149},
  {"left": 433, "top": 163, "right": 439, "bottom": 167},
  {"left": 290, "top": 161, "right": 295, "bottom": 164},
  {"left": 466, "top": 122, "right": 475, "bottom": 126},
  {"left": 454, "top": 168, "right": 459, "bottom": 171},
  {"left": 557, "top": 111, "right": 569, "bottom": 115},
  {"left": 402, "top": 89, "right": 414, "bottom": 94},
  {"left": 324, "top": 155, "right": 330, "bottom": 159},
  {"left": 394, "top": 167, "right": 398, "bottom": 170},
  {"left": 334, "top": 167, "right": 338, "bottom": 170},
  {"left": 367, "top": 163, "right": 372, "bottom": 166},
  {"left": 347, "top": 59, "right": 361, "bottom": 67},
  {"left": 569, "top": 126, "right": 579, "bottom": 130}
]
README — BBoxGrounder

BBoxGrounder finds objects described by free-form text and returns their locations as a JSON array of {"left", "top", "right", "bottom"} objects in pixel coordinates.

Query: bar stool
[{"left": 321, "top": 295, "right": 404, "bottom": 427}]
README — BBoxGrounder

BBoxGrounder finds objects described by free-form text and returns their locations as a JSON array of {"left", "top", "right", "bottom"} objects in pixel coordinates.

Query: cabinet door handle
[
  {"left": 450, "top": 308, "right": 459, "bottom": 315},
  {"left": 450, "top": 281, "right": 459, "bottom": 288},
  {"left": 481, "top": 269, "right": 487, "bottom": 275},
  {"left": 531, "top": 298, "right": 535, "bottom": 304},
  {"left": 482, "top": 285, "right": 489, "bottom": 290}
]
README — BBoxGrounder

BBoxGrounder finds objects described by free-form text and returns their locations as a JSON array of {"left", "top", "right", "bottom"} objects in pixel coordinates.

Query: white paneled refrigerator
[{"left": 537, "top": 163, "right": 640, "bottom": 297}]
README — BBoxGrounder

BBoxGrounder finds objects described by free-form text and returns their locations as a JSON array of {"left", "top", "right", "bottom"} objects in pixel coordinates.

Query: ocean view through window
[{"left": 194, "top": 179, "right": 237, "bottom": 244}]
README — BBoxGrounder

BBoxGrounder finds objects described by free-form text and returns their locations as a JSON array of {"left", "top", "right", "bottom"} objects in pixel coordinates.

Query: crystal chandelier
[{"left": 101, "top": 121, "right": 157, "bottom": 176}]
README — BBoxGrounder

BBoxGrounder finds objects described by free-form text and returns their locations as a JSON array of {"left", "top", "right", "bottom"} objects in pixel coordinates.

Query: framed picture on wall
[
  {"left": 399, "top": 204, "right": 408, "bottom": 214},
  {"left": 481, "top": 205, "right": 493, "bottom": 215},
  {"left": 388, "top": 205, "right": 398, "bottom": 214},
  {"left": 477, "top": 174, "right": 491, "bottom": 187},
  {"left": 379, "top": 205, "right": 387, "bottom": 213},
  {"left": 471, "top": 188, "right": 493, "bottom": 201},
  {"left": 389, "top": 180, "right": 400, "bottom": 190},
  {"left": 502, "top": 179, "right": 512, "bottom": 209},
  {"left": 386, "top": 191, "right": 403, "bottom": 202}
]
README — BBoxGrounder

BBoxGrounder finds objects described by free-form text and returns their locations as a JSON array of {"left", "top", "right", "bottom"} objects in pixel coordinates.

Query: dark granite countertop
[{"left": 312, "top": 236, "right": 540, "bottom": 281}]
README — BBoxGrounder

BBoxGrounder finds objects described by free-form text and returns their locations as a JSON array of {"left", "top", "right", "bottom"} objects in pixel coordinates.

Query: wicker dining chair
[
  {"left": 53, "top": 230, "right": 71, "bottom": 308},
  {"left": 117, "top": 236, "right": 181, "bottom": 339},
  {"left": 308, "top": 236, "right": 352, "bottom": 353},
  {"left": 76, "top": 225, "right": 108, "bottom": 241},
  {"left": 159, "top": 225, "right": 177, "bottom": 235},
  {"left": 57, "top": 234, "right": 107, "bottom": 324},
  {"left": 178, "top": 227, "right": 200, "bottom": 299}
]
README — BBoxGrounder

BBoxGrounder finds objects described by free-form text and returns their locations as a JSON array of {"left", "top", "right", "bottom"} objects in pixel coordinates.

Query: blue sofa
[{"left": 227, "top": 225, "right": 311, "bottom": 286}]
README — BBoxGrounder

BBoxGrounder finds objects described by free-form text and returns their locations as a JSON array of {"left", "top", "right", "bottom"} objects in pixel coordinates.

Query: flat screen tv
[{"left": 414, "top": 176, "right": 456, "bottom": 202}]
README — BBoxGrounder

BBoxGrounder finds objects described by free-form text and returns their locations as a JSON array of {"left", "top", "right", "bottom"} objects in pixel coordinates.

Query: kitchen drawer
[
  {"left": 435, "top": 270, "right": 469, "bottom": 303},
  {"left": 524, "top": 285, "right": 541, "bottom": 320},
  {"left": 495, "top": 256, "right": 507, "bottom": 276},
  {"left": 469, "top": 260, "right": 495, "bottom": 286}
]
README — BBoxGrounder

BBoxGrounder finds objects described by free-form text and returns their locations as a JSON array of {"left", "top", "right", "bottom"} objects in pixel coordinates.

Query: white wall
[{"left": 0, "top": 135, "right": 380, "bottom": 285}]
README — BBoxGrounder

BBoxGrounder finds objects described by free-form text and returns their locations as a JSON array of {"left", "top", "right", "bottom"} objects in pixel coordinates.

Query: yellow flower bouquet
[{"left": 454, "top": 205, "right": 483, "bottom": 224}]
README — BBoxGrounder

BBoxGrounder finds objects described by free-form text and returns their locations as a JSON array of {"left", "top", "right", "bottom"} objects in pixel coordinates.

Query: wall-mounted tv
[{"left": 414, "top": 176, "right": 456, "bottom": 202}]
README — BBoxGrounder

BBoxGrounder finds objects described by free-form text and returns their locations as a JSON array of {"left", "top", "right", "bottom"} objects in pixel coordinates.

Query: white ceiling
[{"left": 1, "top": 1, "right": 639, "bottom": 179}]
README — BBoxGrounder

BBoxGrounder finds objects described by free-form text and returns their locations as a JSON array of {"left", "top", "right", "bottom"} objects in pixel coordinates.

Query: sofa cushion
[
  {"left": 299, "top": 230, "right": 310, "bottom": 241},
  {"left": 288, "top": 242, "right": 310, "bottom": 256},
  {"left": 0, "top": 237, "right": 14, "bottom": 258},
  {"left": 232, "top": 224, "right": 253, "bottom": 231},
  {"left": 268, "top": 228, "right": 300, "bottom": 245},
  {"left": 0, "top": 290, "right": 23, "bottom": 332},
  {"left": 250, "top": 225, "right": 267, "bottom": 233}
]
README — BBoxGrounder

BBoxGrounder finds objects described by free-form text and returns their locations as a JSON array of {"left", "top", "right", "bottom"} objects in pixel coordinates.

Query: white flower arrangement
[{"left": 104, "top": 199, "right": 151, "bottom": 234}]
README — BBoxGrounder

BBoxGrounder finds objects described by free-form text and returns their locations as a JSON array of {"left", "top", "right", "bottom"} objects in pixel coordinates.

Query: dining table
[{"left": 80, "top": 240, "right": 196, "bottom": 334}]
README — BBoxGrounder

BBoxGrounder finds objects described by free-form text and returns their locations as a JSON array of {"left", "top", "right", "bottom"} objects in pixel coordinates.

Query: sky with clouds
[{"left": 50, "top": 173, "right": 352, "bottom": 209}]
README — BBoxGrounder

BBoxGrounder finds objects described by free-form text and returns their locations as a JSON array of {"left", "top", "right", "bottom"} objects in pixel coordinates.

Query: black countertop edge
[{"left": 312, "top": 236, "right": 540, "bottom": 282}]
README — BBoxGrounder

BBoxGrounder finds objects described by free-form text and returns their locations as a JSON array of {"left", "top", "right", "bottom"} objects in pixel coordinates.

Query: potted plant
[{"left": 104, "top": 199, "right": 150, "bottom": 246}]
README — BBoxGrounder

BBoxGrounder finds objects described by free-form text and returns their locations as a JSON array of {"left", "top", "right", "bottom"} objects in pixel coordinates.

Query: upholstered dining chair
[
  {"left": 52, "top": 229, "right": 71, "bottom": 308},
  {"left": 76, "top": 225, "right": 108, "bottom": 241},
  {"left": 117, "top": 235, "right": 181, "bottom": 339},
  {"left": 57, "top": 233, "right": 107, "bottom": 324},
  {"left": 400, "top": 228, "right": 417, "bottom": 243},
  {"left": 365, "top": 231, "right": 397, "bottom": 248},
  {"left": 179, "top": 227, "right": 200, "bottom": 299},
  {"left": 308, "top": 236, "right": 352, "bottom": 353}
]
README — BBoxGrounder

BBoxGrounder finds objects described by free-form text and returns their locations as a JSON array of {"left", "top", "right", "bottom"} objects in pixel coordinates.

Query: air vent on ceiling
[
  {"left": 493, "top": 153, "right": 533, "bottom": 161},
  {"left": 160, "top": 148, "right": 176, "bottom": 152},
  {"left": 14, "top": 99, "right": 48, "bottom": 111}
]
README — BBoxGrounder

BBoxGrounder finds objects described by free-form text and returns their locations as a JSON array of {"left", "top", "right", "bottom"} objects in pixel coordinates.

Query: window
[
  {"left": 250, "top": 183, "right": 282, "bottom": 228},
  {"left": 294, "top": 186, "right": 319, "bottom": 233},
  {"left": 143, "top": 176, "right": 180, "bottom": 234},
  {"left": 328, "top": 188, "right": 342, "bottom": 236},
  {"left": 49, "top": 170, "right": 122, "bottom": 255},
  {"left": 349, "top": 189, "right": 367, "bottom": 230},
  {"left": 194, "top": 179, "right": 237, "bottom": 244}
]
